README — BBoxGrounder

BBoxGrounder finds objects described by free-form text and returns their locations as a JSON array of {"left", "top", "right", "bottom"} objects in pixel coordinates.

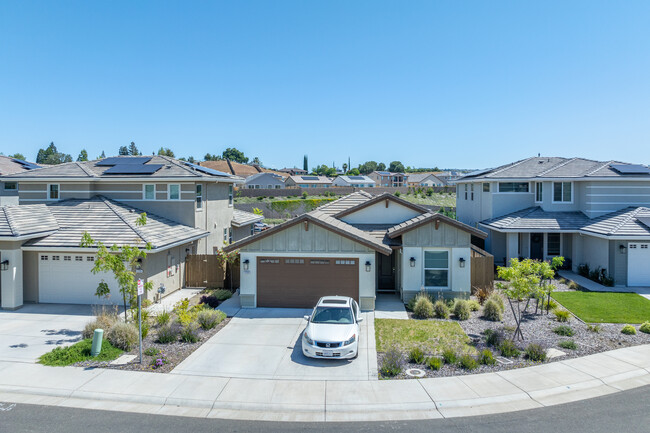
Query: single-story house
[
  {"left": 406, "top": 173, "right": 444, "bottom": 187},
  {"left": 244, "top": 172, "right": 285, "bottom": 189},
  {"left": 285, "top": 175, "right": 332, "bottom": 188},
  {"left": 224, "top": 192, "right": 487, "bottom": 310},
  {"left": 332, "top": 175, "right": 376, "bottom": 188}
]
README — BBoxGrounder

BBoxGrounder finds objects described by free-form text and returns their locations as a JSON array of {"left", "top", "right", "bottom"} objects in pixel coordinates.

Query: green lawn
[
  {"left": 375, "top": 318, "right": 475, "bottom": 355},
  {"left": 39, "top": 338, "right": 123, "bottom": 366},
  {"left": 552, "top": 291, "right": 650, "bottom": 324}
]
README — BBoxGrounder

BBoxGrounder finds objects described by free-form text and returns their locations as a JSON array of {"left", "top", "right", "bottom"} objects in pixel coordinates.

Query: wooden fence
[
  {"left": 471, "top": 245, "right": 494, "bottom": 289},
  {"left": 185, "top": 255, "right": 225, "bottom": 288}
]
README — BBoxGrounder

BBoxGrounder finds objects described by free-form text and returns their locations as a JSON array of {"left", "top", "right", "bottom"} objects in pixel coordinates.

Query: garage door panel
[
  {"left": 257, "top": 257, "right": 359, "bottom": 308},
  {"left": 628, "top": 243, "right": 650, "bottom": 287}
]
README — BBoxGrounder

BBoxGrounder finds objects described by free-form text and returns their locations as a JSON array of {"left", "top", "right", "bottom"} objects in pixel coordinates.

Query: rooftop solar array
[
  {"left": 104, "top": 164, "right": 163, "bottom": 174},
  {"left": 96, "top": 157, "right": 152, "bottom": 166},
  {"left": 183, "top": 162, "right": 232, "bottom": 177},
  {"left": 461, "top": 168, "right": 493, "bottom": 178},
  {"left": 301, "top": 176, "right": 320, "bottom": 180},
  {"left": 610, "top": 164, "right": 650, "bottom": 174},
  {"left": 11, "top": 158, "right": 41, "bottom": 170},
  {"left": 348, "top": 176, "right": 365, "bottom": 180},
  {"left": 376, "top": 171, "right": 391, "bottom": 175}
]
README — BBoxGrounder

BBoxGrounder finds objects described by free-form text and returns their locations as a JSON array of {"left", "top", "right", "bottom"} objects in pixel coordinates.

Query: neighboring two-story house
[
  {"left": 0, "top": 156, "right": 41, "bottom": 206},
  {"left": 0, "top": 155, "right": 244, "bottom": 309},
  {"left": 368, "top": 171, "right": 406, "bottom": 187},
  {"left": 456, "top": 156, "right": 650, "bottom": 288}
]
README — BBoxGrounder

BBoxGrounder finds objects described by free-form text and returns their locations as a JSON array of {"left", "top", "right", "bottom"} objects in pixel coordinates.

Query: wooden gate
[
  {"left": 185, "top": 255, "right": 225, "bottom": 288},
  {"left": 471, "top": 245, "right": 494, "bottom": 289}
]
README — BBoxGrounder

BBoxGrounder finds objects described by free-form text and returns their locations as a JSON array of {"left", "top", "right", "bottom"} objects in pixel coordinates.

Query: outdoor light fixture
[
  {"left": 459, "top": 257, "right": 466, "bottom": 268},
  {"left": 365, "top": 261, "right": 372, "bottom": 272},
  {"left": 0, "top": 260, "right": 8, "bottom": 271},
  {"left": 410, "top": 257, "right": 416, "bottom": 267},
  {"left": 243, "top": 259, "right": 250, "bottom": 270},
  {"left": 158, "top": 284, "right": 166, "bottom": 295},
  {"left": 619, "top": 244, "right": 627, "bottom": 254}
]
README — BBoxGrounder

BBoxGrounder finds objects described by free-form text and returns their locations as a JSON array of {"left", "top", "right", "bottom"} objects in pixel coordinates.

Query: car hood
[{"left": 306, "top": 322, "right": 357, "bottom": 343}]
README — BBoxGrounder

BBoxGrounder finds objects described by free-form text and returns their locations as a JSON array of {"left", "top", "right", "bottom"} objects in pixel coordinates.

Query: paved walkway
[
  {"left": 374, "top": 294, "right": 409, "bottom": 320},
  {"left": 558, "top": 271, "right": 650, "bottom": 300},
  {"left": 147, "top": 288, "right": 203, "bottom": 315},
  {"left": 1, "top": 344, "right": 649, "bottom": 421}
]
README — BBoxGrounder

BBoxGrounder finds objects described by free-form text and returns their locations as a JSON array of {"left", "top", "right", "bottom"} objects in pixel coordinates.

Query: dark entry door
[
  {"left": 530, "top": 233, "right": 544, "bottom": 261},
  {"left": 377, "top": 252, "right": 395, "bottom": 291}
]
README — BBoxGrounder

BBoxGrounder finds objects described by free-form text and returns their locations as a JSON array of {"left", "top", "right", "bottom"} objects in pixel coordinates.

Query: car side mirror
[{"left": 303, "top": 315, "right": 310, "bottom": 321}]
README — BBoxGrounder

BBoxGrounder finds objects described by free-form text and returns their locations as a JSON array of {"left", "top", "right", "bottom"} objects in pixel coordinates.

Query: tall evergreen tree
[
  {"left": 303, "top": 155, "right": 308, "bottom": 172},
  {"left": 98, "top": 150, "right": 106, "bottom": 159},
  {"left": 128, "top": 142, "right": 141, "bottom": 155},
  {"left": 77, "top": 149, "right": 88, "bottom": 161},
  {"left": 36, "top": 142, "right": 72, "bottom": 165},
  {"left": 157, "top": 147, "right": 175, "bottom": 157},
  {"left": 118, "top": 146, "right": 129, "bottom": 155}
]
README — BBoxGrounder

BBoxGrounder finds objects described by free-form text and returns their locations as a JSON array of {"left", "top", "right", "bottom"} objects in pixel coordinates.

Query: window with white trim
[
  {"left": 470, "top": 184, "right": 474, "bottom": 201},
  {"left": 87, "top": 256, "right": 94, "bottom": 262},
  {"left": 228, "top": 185, "right": 233, "bottom": 206},
  {"left": 223, "top": 228, "right": 228, "bottom": 242},
  {"left": 168, "top": 184, "right": 180, "bottom": 200},
  {"left": 52, "top": 255, "right": 60, "bottom": 261},
  {"left": 40, "top": 255, "right": 48, "bottom": 261},
  {"left": 143, "top": 184, "right": 155, "bottom": 200},
  {"left": 535, "top": 182, "right": 543, "bottom": 202},
  {"left": 196, "top": 184, "right": 203, "bottom": 210},
  {"left": 75, "top": 256, "right": 83, "bottom": 261},
  {"left": 547, "top": 233, "right": 561, "bottom": 256},
  {"left": 498, "top": 182, "right": 529, "bottom": 193},
  {"left": 48, "top": 184, "right": 59, "bottom": 200},
  {"left": 553, "top": 182, "right": 572, "bottom": 202},
  {"left": 424, "top": 251, "right": 449, "bottom": 288},
  {"left": 64, "top": 256, "right": 71, "bottom": 261},
  {"left": 464, "top": 184, "right": 468, "bottom": 200}
]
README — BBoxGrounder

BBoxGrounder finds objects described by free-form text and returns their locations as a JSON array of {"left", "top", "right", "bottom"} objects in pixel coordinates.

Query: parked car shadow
[{"left": 288, "top": 329, "right": 352, "bottom": 367}]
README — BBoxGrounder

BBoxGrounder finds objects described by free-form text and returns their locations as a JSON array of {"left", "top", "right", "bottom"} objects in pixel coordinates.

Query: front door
[
  {"left": 377, "top": 252, "right": 395, "bottom": 292},
  {"left": 530, "top": 233, "right": 544, "bottom": 261}
]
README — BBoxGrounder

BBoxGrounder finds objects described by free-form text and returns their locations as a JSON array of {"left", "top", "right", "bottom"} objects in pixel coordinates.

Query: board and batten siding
[{"left": 401, "top": 220, "right": 471, "bottom": 248}]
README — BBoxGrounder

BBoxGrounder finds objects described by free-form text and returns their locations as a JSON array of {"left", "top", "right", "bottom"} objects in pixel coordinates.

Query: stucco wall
[
  {"left": 0, "top": 241, "right": 24, "bottom": 309},
  {"left": 142, "top": 244, "right": 191, "bottom": 301},
  {"left": 22, "top": 251, "right": 39, "bottom": 303}
]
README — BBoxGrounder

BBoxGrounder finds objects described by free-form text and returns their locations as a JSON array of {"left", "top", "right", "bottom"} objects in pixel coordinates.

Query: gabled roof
[
  {"left": 317, "top": 191, "right": 373, "bottom": 215},
  {"left": 334, "top": 192, "right": 429, "bottom": 219},
  {"left": 388, "top": 212, "right": 487, "bottom": 239},
  {"left": 22, "top": 196, "right": 208, "bottom": 250},
  {"left": 286, "top": 175, "right": 332, "bottom": 184},
  {"left": 244, "top": 172, "right": 284, "bottom": 183},
  {"left": 0, "top": 204, "right": 59, "bottom": 239},
  {"left": 480, "top": 207, "right": 590, "bottom": 232},
  {"left": 406, "top": 173, "right": 443, "bottom": 183},
  {"left": 581, "top": 207, "right": 650, "bottom": 237},
  {"left": 232, "top": 209, "right": 264, "bottom": 227},
  {"left": 372, "top": 171, "right": 404, "bottom": 176},
  {"left": 334, "top": 175, "right": 375, "bottom": 184},
  {"left": 0, "top": 156, "right": 41, "bottom": 176}
]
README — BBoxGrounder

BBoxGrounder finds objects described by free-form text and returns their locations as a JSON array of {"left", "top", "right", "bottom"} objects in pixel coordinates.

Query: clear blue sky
[{"left": 1, "top": 1, "right": 649, "bottom": 170}]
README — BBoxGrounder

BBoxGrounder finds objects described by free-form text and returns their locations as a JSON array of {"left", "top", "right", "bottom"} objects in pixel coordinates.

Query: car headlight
[
  {"left": 344, "top": 334, "right": 356, "bottom": 346},
  {"left": 303, "top": 333, "right": 314, "bottom": 345}
]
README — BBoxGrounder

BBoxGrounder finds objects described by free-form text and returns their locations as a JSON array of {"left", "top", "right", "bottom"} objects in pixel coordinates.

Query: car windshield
[{"left": 311, "top": 307, "right": 353, "bottom": 324}]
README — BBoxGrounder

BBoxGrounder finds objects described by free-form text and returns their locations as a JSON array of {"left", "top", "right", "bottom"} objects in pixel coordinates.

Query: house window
[
  {"left": 275, "top": 185, "right": 281, "bottom": 189},
  {"left": 228, "top": 185, "right": 233, "bottom": 206},
  {"left": 547, "top": 233, "right": 561, "bottom": 256},
  {"left": 268, "top": 184, "right": 273, "bottom": 189},
  {"left": 553, "top": 182, "right": 572, "bottom": 202},
  {"left": 483, "top": 183, "right": 490, "bottom": 192},
  {"left": 285, "top": 259, "right": 305, "bottom": 264},
  {"left": 498, "top": 182, "right": 529, "bottom": 193},
  {"left": 4, "top": 182, "right": 17, "bottom": 191},
  {"left": 254, "top": 185, "right": 260, "bottom": 189},
  {"left": 464, "top": 184, "right": 468, "bottom": 200},
  {"left": 196, "top": 184, "right": 203, "bottom": 210},
  {"left": 470, "top": 184, "right": 474, "bottom": 201},
  {"left": 48, "top": 184, "right": 59, "bottom": 200},
  {"left": 424, "top": 250, "right": 449, "bottom": 288},
  {"left": 260, "top": 259, "right": 280, "bottom": 264},
  {"left": 143, "top": 184, "right": 155, "bottom": 200},
  {"left": 87, "top": 256, "right": 94, "bottom": 262},
  {"left": 64, "top": 256, "right": 71, "bottom": 261},
  {"left": 310, "top": 259, "right": 330, "bottom": 265},
  {"left": 228, "top": 227, "right": 232, "bottom": 244},
  {"left": 535, "top": 182, "right": 543, "bottom": 202},
  {"left": 223, "top": 228, "right": 228, "bottom": 242},
  {"left": 335, "top": 259, "right": 356, "bottom": 265},
  {"left": 40, "top": 255, "right": 48, "bottom": 261},
  {"left": 168, "top": 184, "right": 180, "bottom": 200}
]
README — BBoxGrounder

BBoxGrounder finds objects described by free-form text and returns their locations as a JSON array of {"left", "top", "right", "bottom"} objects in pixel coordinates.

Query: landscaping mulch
[{"left": 381, "top": 279, "right": 650, "bottom": 380}]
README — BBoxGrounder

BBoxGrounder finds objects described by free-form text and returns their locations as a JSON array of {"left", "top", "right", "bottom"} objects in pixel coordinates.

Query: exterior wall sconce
[
  {"left": 158, "top": 284, "right": 166, "bottom": 295},
  {"left": 365, "top": 261, "right": 372, "bottom": 272},
  {"left": 619, "top": 244, "right": 627, "bottom": 254},
  {"left": 459, "top": 257, "right": 466, "bottom": 268},
  {"left": 243, "top": 259, "right": 250, "bottom": 270},
  {"left": 0, "top": 259, "right": 8, "bottom": 271},
  {"left": 410, "top": 257, "right": 416, "bottom": 267}
]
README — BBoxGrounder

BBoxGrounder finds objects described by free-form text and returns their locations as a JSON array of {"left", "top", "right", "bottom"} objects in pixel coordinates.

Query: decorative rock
[
  {"left": 405, "top": 368, "right": 426, "bottom": 378},
  {"left": 496, "top": 356, "right": 513, "bottom": 365},
  {"left": 110, "top": 354, "right": 137, "bottom": 365},
  {"left": 546, "top": 348, "right": 567, "bottom": 359}
]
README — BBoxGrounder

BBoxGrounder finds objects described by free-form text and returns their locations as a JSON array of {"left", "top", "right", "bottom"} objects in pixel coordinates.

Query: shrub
[
  {"left": 586, "top": 324, "right": 602, "bottom": 333},
  {"left": 150, "top": 355, "right": 168, "bottom": 370},
  {"left": 525, "top": 343, "right": 547, "bottom": 362},
  {"left": 553, "top": 325, "right": 575, "bottom": 336},
  {"left": 601, "top": 275, "right": 615, "bottom": 287},
  {"left": 199, "top": 294, "right": 220, "bottom": 308},
  {"left": 426, "top": 357, "right": 443, "bottom": 371},
  {"left": 484, "top": 329, "right": 502, "bottom": 347},
  {"left": 413, "top": 295, "right": 434, "bottom": 319},
  {"left": 473, "top": 286, "right": 492, "bottom": 305},
  {"left": 157, "top": 324, "right": 179, "bottom": 344},
  {"left": 468, "top": 300, "right": 481, "bottom": 312},
  {"left": 394, "top": 191, "right": 401, "bottom": 197},
  {"left": 39, "top": 338, "right": 122, "bottom": 366},
  {"left": 554, "top": 310, "right": 571, "bottom": 322},
  {"left": 442, "top": 348, "right": 457, "bottom": 364},
  {"left": 478, "top": 349, "right": 496, "bottom": 365},
  {"left": 197, "top": 309, "right": 226, "bottom": 330},
  {"left": 639, "top": 322, "right": 650, "bottom": 334},
  {"left": 486, "top": 293, "right": 504, "bottom": 312},
  {"left": 558, "top": 340, "right": 578, "bottom": 350},
  {"left": 408, "top": 347, "right": 426, "bottom": 364},
  {"left": 180, "top": 322, "right": 201, "bottom": 343},
  {"left": 482, "top": 299, "right": 503, "bottom": 321},
  {"left": 380, "top": 346, "right": 403, "bottom": 376},
  {"left": 453, "top": 300, "right": 470, "bottom": 321},
  {"left": 621, "top": 325, "right": 637, "bottom": 335},
  {"left": 140, "top": 320, "right": 150, "bottom": 339},
  {"left": 499, "top": 339, "right": 521, "bottom": 358},
  {"left": 144, "top": 347, "right": 160, "bottom": 356},
  {"left": 433, "top": 300, "right": 450, "bottom": 319},
  {"left": 567, "top": 281, "right": 580, "bottom": 291},
  {"left": 546, "top": 299, "right": 558, "bottom": 311},
  {"left": 577, "top": 263, "right": 590, "bottom": 277},
  {"left": 156, "top": 310, "right": 171, "bottom": 327},
  {"left": 458, "top": 354, "right": 479, "bottom": 370},
  {"left": 212, "top": 289, "right": 233, "bottom": 301},
  {"left": 106, "top": 322, "right": 139, "bottom": 351},
  {"left": 81, "top": 314, "right": 117, "bottom": 339},
  {"left": 142, "top": 299, "right": 153, "bottom": 308}
]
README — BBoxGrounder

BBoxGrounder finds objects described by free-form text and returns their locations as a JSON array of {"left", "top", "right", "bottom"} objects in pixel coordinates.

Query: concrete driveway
[
  {"left": 0, "top": 304, "right": 94, "bottom": 363},
  {"left": 172, "top": 308, "right": 377, "bottom": 381}
]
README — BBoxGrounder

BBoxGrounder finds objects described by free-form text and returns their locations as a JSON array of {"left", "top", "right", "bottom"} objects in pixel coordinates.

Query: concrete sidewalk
[{"left": 1, "top": 344, "right": 649, "bottom": 422}]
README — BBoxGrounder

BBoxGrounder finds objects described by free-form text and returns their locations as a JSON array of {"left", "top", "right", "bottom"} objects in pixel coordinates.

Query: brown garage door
[{"left": 257, "top": 257, "right": 359, "bottom": 308}]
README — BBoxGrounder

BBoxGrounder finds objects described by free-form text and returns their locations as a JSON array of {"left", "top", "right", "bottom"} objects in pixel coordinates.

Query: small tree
[
  {"left": 80, "top": 213, "right": 154, "bottom": 321},
  {"left": 216, "top": 248, "right": 240, "bottom": 291}
]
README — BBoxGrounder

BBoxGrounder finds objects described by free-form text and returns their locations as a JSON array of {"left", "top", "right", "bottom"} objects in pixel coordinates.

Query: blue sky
[{"left": 1, "top": 1, "right": 649, "bottom": 170}]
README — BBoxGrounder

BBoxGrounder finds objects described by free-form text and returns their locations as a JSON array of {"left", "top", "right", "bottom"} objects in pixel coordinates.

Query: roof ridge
[
  {"left": 160, "top": 155, "right": 199, "bottom": 176},
  {"left": 99, "top": 196, "right": 152, "bottom": 246},
  {"left": 584, "top": 160, "right": 614, "bottom": 176},
  {"left": 610, "top": 207, "right": 644, "bottom": 234},
  {"left": 535, "top": 157, "right": 574, "bottom": 177},
  {"left": 75, "top": 161, "right": 96, "bottom": 177},
  {"left": 486, "top": 157, "right": 537, "bottom": 177}
]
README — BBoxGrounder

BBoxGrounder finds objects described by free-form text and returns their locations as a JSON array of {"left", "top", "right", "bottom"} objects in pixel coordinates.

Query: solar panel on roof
[
  {"left": 377, "top": 171, "right": 391, "bottom": 175},
  {"left": 610, "top": 164, "right": 650, "bottom": 174},
  {"left": 104, "top": 164, "right": 163, "bottom": 174},
  {"left": 96, "top": 157, "right": 152, "bottom": 166},
  {"left": 348, "top": 176, "right": 365, "bottom": 180},
  {"left": 461, "top": 168, "right": 493, "bottom": 178},
  {"left": 301, "top": 176, "right": 319, "bottom": 180},
  {"left": 183, "top": 162, "right": 232, "bottom": 177},
  {"left": 11, "top": 158, "right": 41, "bottom": 170}
]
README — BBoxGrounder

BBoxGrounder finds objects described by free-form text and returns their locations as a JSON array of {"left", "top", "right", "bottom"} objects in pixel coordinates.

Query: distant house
[
  {"left": 435, "top": 171, "right": 463, "bottom": 185},
  {"left": 200, "top": 159, "right": 287, "bottom": 179},
  {"left": 332, "top": 175, "right": 376, "bottom": 188},
  {"left": 368, "top": 171, "right": 406, "bottom": 187},
  {"left": 244, "top": 172, "right": 285, "bottom": 189},
  {"left": 406, "top": 173, "right": 444, "bottom": 188},
  {"left": 285, "top": 175, "right": 332, "bottom": 188},
  {"left": 279, "top": 167, "right": 308, "bottom": 176},
  {"left": 231, "top": 209, "right": 264, "bottom": 241}
]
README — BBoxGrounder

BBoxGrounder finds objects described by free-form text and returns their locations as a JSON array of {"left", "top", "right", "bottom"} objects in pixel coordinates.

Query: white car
[{"left": 302, "top": 296, "right": 362, "bottom": 360}]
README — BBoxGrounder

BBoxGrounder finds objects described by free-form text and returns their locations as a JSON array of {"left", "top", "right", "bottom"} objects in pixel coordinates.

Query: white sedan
[{"left": 302, "top": 296, "right": 362, "bottom": 360}]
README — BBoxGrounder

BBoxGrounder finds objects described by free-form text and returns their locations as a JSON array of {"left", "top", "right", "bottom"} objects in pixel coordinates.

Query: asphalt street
[{"left": 2, "top": 385, "right": 649, "bottom": 433}]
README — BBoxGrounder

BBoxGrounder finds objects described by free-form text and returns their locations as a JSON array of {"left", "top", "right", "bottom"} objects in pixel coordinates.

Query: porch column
[
  {"left": 1, "top": 247, "right": 23, "bottom": 310},
  {"left": 506, "top": 232, "right": 519, "bottom": 266}
]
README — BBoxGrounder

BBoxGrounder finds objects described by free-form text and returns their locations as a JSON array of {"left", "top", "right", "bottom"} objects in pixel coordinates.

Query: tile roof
[
  {"left": 335, "top": 175, "right": 375, "bottom": 184},
  {"left": 232, "top": 209, "right": 264, "bottom": 227},
  {"left": 581, "top": 207, "right": 650, "bottom": 237},
  {"left": 480, "top": 207, "right": 590, "bottom": 231},
  {"left": 286, "top": 175, "right": 332, "bottom": 184},
  {"left": 317, "top": 191, "right": 373, "bottom": 215},
  {"left": 22, "top": 196, "right": 208, "bottom": 249},
  {"left": 0, "top": 156, "right": 41, "bottom": 176},
  {"left": 333, "top": 192, "right": 429, "bottom": 218},
  {"left": 387, "top": 212, "right": 487, "bottom": 239},
  {"left": 0, "top": 204, "right": 58, "bottom": 238}
]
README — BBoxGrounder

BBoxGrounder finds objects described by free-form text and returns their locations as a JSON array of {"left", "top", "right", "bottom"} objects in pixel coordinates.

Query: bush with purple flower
[{"left": 150, "top": 354, "right": 168, "bottom": 370}]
